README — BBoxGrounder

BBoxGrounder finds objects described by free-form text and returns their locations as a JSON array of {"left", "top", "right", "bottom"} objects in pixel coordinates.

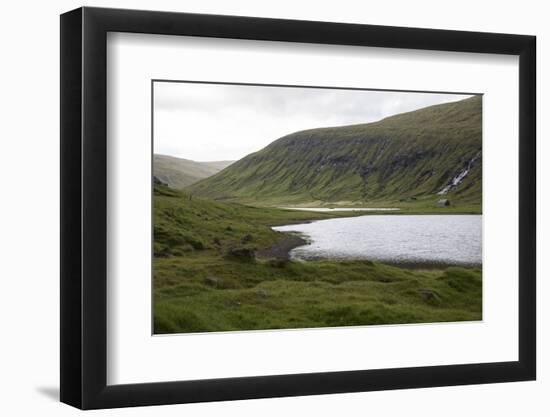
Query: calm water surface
[
  {"left": 273, "top": 214, "right": 482, "bottom": 266},
  {"left": 281, "top": 207, "right": 400, "bottom": 212}
]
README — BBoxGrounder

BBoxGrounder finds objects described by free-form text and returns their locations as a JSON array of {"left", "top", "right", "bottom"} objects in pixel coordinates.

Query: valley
[
  {"left": 153, "top": 154, "right": 234, "bottom": 189},
  {"left": 153, "top": 95, "right": 483, "bottom": 333}
]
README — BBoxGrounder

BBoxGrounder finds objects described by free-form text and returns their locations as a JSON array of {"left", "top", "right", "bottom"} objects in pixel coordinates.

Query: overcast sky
[{"left": 153, "top": 82, "right": 473, "bottom": 162}]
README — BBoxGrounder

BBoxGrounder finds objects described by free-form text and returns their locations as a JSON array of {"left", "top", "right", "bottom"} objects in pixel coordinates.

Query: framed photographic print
[{"left": 60, "top": 7, "right": 536, "bottom": 409}]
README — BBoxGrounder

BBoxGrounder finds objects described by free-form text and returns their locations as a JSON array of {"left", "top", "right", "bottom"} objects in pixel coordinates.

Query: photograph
[
  {"left": 152, "top": 81, "right": 483, "bottom": 334},
  {"left": 51, "top": 3, "right": 540, "bottom": 412}
]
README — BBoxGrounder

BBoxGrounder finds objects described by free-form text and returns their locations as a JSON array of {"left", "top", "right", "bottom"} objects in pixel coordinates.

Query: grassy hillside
[
  {"left": 153, "top": 154, "right": 234, "bottom": 189},
  {"left": 153, "top": 185, "right": 482, "bottom": 333},
  {"left": 188, "top": 96, "right": 482, "bottom": 208}
]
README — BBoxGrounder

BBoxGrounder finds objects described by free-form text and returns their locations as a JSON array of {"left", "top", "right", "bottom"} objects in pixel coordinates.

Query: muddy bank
[{"left": 256, "top": 233, "right": 308, "bottom": 260}]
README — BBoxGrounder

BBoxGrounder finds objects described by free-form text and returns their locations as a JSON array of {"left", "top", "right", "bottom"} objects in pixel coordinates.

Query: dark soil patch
[{"left": 256, "top": 233, "right": 308, "bottom": 260}]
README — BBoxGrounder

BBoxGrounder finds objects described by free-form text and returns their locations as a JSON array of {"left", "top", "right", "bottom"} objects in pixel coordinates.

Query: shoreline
[
  {"left": 255, "top": 233, "right": 309, "bottom": 260},
  {"left": 258, "top": 229, "right": 482, "bottom": 269},
  {"left": 279, "top": 209, "right": 482, "bottom": 216},
  {"left": 266, "top": 211, "right": 482, "bottom": 230}
]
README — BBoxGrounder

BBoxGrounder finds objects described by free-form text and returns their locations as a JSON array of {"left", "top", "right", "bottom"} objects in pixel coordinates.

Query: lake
[
  {"left": 281, "top": 207, "right": 400, "bottom": 212},
  {"left": 273, "top": 214, "right": 482, "bottom": 266}
]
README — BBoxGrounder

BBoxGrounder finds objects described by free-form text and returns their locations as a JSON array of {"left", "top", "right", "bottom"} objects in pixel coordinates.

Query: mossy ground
[{"left": 153, "top": 185, "right": 482, "bottom": 334}]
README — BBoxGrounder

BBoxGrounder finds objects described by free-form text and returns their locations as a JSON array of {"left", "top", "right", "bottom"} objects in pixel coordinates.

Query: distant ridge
[{"left": 153, "top": 154, "right": 234, "bottom": 189}]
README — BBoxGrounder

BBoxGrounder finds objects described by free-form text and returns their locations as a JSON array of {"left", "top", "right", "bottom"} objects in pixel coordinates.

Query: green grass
[
  {"left": 153, "top": 185, "right": 366, "bottom": 258},
  {"left": 154, "top": 252, "right": 482, "bottom": 334},
  {"left": 153, "top": 185, "right": 482, "bottom": 334},
  {"left": 187, "top": 96, "right": 482, "bottom": 210}
]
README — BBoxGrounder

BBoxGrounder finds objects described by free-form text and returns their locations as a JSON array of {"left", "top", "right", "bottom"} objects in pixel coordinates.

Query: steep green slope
[
  {"left": 188, "top": 96, "right": 482, "bottom": 207},
  {"left": 153, "top": 154, "right": 234, "bottom": 189}
]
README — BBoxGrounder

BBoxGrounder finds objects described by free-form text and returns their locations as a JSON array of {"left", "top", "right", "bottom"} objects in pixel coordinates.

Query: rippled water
[{"left": 273, "top": 215, "right": 482, "bottom": 266}]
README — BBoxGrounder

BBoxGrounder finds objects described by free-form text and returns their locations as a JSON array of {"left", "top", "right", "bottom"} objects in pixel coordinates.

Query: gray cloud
[{"left": 154, "top": 81, "right": 473, "bottom": 161}]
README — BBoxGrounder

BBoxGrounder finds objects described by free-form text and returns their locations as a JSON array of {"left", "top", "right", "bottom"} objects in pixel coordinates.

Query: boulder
[
  {"left": 241, "top": 234, "right": 253, "bottom": 243},
  {"left": 153, "top": 176, "right": 167, "bottom": 186},
  {"left": 257, "top": 289, "right": 269, "bottom": 298},
  {"left": 203, "top": 276, "right": 219, "bottom": 287},
  {"left": 226, "top": 247, "right": 256, "bottom": 262},
  {"left": 419, "top": 289, "right": 441, "bottom": 303},
  {"left": 267, "top": 259, "right": 289, "bottom": 268},
  {"left": 437, "top": 199, "right": 450, "bottom": 206}
]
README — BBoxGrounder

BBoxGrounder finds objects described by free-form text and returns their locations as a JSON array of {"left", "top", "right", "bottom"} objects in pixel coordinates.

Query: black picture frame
[{"left": 60, "top": 6, "right": 536, "bottom": 410}]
